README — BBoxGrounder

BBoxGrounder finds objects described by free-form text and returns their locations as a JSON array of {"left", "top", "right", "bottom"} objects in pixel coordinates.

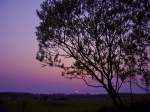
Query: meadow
[{"left": 0, "top": 92, "right": 150, "bottom": 112}]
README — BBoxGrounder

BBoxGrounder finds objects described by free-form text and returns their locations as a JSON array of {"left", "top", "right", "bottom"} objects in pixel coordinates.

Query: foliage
[{"left": 36, "top": 0, "right": 150, "bottom": 107}]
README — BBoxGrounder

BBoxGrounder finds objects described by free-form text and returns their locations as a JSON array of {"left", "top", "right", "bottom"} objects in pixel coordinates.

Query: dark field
[{"left": 0, "top": 93, "right": 150, "bottom": 112}]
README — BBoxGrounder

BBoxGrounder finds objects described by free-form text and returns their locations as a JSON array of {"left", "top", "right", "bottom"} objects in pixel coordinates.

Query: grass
[{"left": 0, "top": 93, "right": 149, "bottom": 112}]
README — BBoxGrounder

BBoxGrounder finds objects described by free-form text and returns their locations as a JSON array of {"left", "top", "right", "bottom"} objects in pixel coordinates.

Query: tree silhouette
[{"left": 36, "top": 0, "right": 150, "bottom": 108}]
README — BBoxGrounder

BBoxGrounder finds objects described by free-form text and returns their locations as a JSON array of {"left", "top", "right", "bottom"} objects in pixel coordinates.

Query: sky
[
  {"left": 0, "top": 0, "right": 103, "bottom": 94},
  {"left": 0, "top": 0, "right": 144, "bottom": 94}
]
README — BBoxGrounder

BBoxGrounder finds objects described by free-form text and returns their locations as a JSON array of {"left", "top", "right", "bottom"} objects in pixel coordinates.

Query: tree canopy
[{"left": 36, "top": 0, "right": 150, "bottom": 107}]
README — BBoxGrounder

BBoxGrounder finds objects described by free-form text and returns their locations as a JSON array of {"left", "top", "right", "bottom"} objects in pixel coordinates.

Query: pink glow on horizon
[{"left": 0, "top": 0, "right": 145, "bottom": 94}]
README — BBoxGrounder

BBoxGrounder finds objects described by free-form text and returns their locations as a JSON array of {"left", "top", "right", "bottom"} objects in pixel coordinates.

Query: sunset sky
[{"left": 0, "top": 0, "right": 143, "bottom": 94}]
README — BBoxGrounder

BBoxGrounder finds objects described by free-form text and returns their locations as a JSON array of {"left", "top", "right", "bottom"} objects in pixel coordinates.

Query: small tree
[{"left": 36, "top": 0, "right": 150, "bottom": 107}]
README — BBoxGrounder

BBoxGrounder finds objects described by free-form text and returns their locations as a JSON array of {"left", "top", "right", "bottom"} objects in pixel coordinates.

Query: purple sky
[{"left": 0, "top": 0, "right": 144, "bottom": 94}]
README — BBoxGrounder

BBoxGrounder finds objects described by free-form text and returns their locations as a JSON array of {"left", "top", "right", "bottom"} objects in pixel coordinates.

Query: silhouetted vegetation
[
  {"left": 0, "top": 92, "right": 150, "bottom": 112},
  {"left": 36, "top": 0, "right": 150, "bottom": 109}
]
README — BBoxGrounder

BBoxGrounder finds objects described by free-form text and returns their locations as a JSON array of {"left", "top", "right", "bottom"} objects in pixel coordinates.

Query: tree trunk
[
  {"left": 108, "top": 89, "right": 123, "bottom": 106},
  {"left": 105, "top": 82, "right": 124, "bottom": 110}
]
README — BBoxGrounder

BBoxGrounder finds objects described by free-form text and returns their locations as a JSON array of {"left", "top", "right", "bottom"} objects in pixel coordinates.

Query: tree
[{"left": 36, "top": 0, "right": 150, "bottom": 108}]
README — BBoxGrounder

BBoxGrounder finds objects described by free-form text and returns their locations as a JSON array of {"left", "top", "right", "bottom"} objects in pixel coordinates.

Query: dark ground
[{"left": 0, "top": 92, "right": 150, "bottom": 112}]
